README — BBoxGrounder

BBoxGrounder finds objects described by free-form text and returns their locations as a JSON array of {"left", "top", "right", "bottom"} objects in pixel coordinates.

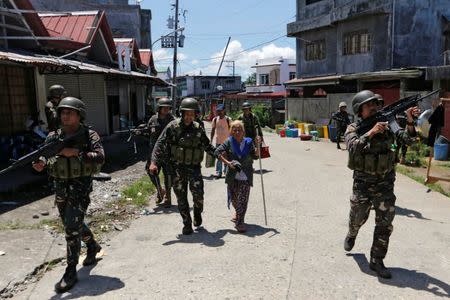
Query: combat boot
[
  {"left": 369, "top": 259, "right": 392, "bottom": 279},
  {"left": 182, "top": 224, "right": 193, "bottom": 235},
  {"left": 83, "top": 241, "right": 102, "bottom": 266},
  {"left": 344, "top": 235, "right": 356, "bottom": 251},
  {"left": 55, "top": 265, "right": 78, "bottom": 293},
  {"left": 193, "top": 212, "right": 202, "bottom": 227}
]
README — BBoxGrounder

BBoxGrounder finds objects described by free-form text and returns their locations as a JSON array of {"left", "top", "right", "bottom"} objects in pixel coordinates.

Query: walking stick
[{"left": 256, "top": 126, "right": 268, "bottom": 225}]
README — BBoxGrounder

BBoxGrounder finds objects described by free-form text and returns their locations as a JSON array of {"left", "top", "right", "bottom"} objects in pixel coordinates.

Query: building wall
[
  {"left": 30, "top": 0, "right": 150, "bottom": 48},
  {"left": 45, "top": 74, "right": 108, "bottom": 135}
]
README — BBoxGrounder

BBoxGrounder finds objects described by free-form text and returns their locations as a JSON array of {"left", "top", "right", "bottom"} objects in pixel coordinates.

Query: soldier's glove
[{"left": 230, "top": 160, "right": 242, "bottom": 172}]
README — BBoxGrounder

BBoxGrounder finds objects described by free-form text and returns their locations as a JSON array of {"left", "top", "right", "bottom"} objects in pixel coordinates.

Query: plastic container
[
  {"left": 300, "top": 134, "right": 313, "bottom": 141},
  {"left": 328, "top": 125, "right": 337, "bottom": 142},
  {"left": 298, "top": 123, "right": 305, "bottom": 134},
  {"left": 275, "top": 124, "right": 284, "bottom": 134},
  {"left": 434, "top": 143, "right": 449, "bottom": 161},
  {"left": 323, "top": 126, "right": 329, "bottom": 139},
  {"left": 316, "top": 127, "right": 324, "bottom": 138},
  {"left": 289, "top": 129, "right": 299, "bottom": 138},
  {"left": 280, "top": 129, "right": 286, "bottom": 138},
  {"left": 305, "top": 124, "right": 316, "bottom": 135},
  {"left": 310, "top": 130, "right": 319, "bottom": 141}
]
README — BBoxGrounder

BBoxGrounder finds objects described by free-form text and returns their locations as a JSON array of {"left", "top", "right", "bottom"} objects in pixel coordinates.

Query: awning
[
  {"left": 341, "top": 69, "right": 423, "bottom": 81},
  {"left": 0, "top": 50, "right": 173, "bottom": 86},
  {"left": 223, "top": 91, "right": 287, "bottom": 100},
  {"left": 284, "top": 75, "right": 341, "bottom": 88}
]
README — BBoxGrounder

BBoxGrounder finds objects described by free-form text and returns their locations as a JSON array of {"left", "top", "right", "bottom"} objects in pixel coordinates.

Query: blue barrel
[
  {"left": 434, "top": 144, "right": 449, "bottom": 161},
  {"left": 290, "top": 129, "right": 299, "bottom": 138},
  {"left": 328, "top": 126, "right": 337, "bottom": 142}
]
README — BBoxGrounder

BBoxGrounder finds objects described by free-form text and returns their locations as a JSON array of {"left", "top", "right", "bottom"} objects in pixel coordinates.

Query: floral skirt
[{"left": 229, "top": 180, "right": 251, "bottom": 225}]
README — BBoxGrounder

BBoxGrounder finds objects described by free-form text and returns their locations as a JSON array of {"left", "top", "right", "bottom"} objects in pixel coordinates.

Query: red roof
[
  {"left": 139, "top": 49, "right": 157, "bottom": 76},
  {"left": 39, "top": 11, "right": 117, "bottom": 59},
  {"left": 223, "top": 91, "right": 287, "bottom": 100}
]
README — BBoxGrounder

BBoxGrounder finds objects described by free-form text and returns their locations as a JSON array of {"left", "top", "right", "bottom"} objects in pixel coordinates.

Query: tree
[{"left": 245, "top": 72, "right": 256, "bottom": 86}]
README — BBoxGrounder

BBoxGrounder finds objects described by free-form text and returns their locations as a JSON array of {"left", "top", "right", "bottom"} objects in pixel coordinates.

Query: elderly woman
[{"left": 215, "top": 120, "right": 260, "bottom": 233}]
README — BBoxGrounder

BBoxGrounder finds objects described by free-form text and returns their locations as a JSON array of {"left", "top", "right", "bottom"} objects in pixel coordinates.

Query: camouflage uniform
[
  {"left": 151, "top": 118, "right": 214, "bottom": 227},
  {"left": 345, "top": 122, "right": 415, "bottom": 260},
  {"left": 44, "top": 126, "right": 104, "bottom": 267},
  {"left": 145, "top": 112, "right": 175, "bottom": 198},
  {"left": 331, "top": 110, "right": 350, "bottom": 148},
  {"left": 238, "top": 113, "right": 263, "bottom": 141}
]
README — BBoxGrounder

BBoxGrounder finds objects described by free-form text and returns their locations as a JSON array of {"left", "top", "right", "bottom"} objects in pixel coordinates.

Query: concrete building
[
  {"left": 177, "top": 75, "right": 242, "bottom": 99},
  {"left": 29, "top": 0, "right": 152, "bottom": 48},
  {"left": 285, "top": 0, "right": 450, "bottom": 138}
]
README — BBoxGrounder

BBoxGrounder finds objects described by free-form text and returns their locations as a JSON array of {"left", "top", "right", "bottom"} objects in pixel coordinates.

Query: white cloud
[
  {"left": 191, "top": 59, "right": 199, "bottom": 65},
  {"left": 153, "top": 48, "right": 187, "bottom": 62},
  {"left": 182, "top": 40, "right": 295, "bottom": 78}
]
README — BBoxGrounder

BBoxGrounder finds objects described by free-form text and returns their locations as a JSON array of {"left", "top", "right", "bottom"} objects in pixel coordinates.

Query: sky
[{"left": 141, "top": 0, "right": 297, "bottom": 80}]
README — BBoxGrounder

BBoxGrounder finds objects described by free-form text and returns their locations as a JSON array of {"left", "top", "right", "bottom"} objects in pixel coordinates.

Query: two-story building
[
  {"left": 285, "top": 0, "right": 450, "bottom": 138},
  {"left": 223, "top": 57, "right": 296, "bottom": 124}
]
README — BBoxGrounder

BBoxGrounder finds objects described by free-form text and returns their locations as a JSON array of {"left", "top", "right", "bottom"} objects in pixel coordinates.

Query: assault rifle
[
  {"left": 0, "top": 129, "right": 86, "bottom": 177},
  {"left": 357, "top": 90, "right": 440, "bottom": 135}
]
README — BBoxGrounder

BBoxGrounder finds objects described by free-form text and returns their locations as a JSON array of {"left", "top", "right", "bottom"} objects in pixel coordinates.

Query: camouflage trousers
[
  {"left": 348, "top": 175, "right": 396, "bottom": 260},
  {"left": 172, "top": 166, "right": 204, "bottom": 226},
  {"left": 145, "top": 161, "right": 172, "bottom": 201},
  {"left": 54, "top": 177, "right": 96, "bottom": 266}
]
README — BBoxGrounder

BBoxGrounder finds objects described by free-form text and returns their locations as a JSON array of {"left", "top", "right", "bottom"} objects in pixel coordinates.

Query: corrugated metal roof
[
  {"left": 40, "top": 12, "right": 98, "bottom": 44},
  {"left": 0, "top": 50, "right": 172, "bottom": 86}
]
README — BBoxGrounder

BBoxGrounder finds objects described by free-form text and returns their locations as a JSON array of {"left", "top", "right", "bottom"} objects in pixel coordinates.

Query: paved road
[{"left": 15, "top": 130, "right": 450, "bottom": 299}]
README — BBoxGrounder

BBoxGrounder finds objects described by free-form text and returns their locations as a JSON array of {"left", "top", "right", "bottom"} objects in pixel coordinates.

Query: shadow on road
[
  {"left": 347, "top": 253, "right": 450, "bottom": 298},
  {"left": 253, "top": 169, "right": 273, "bottom": 175},
  {"left": 162, "top": 224, "right": 280, "bottom": 247},
  {"left": 396, "top": 206, "right": 430, "bottom": 221},
  {"left": 49, "top": 265, "right": 125, "bottom": 300},
  {"left": 147, "top": 205, "right": 179, "bottom": 215}
]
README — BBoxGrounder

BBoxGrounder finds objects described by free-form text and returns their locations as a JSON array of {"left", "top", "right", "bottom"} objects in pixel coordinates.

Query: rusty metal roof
[
  {"left": 139, "top": 49, "right": 157, "bottom": 76},
  {"left": 0, "top": 50, "right": 172, "bottom": 86},
  {"left": 40, "top": 12, "right": 98, "bottom": 44}
]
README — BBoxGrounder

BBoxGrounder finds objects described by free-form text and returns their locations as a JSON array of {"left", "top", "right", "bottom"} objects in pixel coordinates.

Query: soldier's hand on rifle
[
  {"left": 368, "top": 122, "right": 388, "bottom": 138},
  {"left": 32, "top": 160, "right": 45, "bottom": 172},
  {"left": 149, "top": 162, "right": 159, "bottom": 175},
  {"left": 58, "top": 148, "right": 80, "bottom": 158}
]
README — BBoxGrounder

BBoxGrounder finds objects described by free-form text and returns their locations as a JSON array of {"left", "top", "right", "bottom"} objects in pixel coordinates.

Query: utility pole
[
  {"left": 172, "top": 0, "right": 179, "bottom": 110},
  {"left": 224, "top": 60, "right": 235, "bottom": 77}
]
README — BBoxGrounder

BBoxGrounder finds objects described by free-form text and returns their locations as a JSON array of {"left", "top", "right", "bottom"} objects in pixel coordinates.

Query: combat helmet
[
  {"left": 339, "top": 101, "right": 347, "bottom": 109},
  {"left": 242, "top": 102, "right": 252, "bottom": 109},
  {"left": 351, "top": 90, "right": 378, "bottom": 115},
  {"left": 157, "top": 97, "right": 172, "bottom": 108},
  {"left": 57, "top": 97, "right": 86, "bottom": 120},
  {"left": 48, "top": 85, "right": 66, "bottom": 99},
  {"left": 180, "top": 98, "right": 199, "bottom": 112},
  {"left": 374, "top": 93, "right": 384, "bottom": 107}
]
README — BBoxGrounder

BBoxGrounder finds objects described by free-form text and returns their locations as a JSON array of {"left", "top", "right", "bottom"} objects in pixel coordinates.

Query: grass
[
  {"left": 121, "top": 175, "right": 156, "bottom": 208},
  {"left": 438, "top": 162, "right": 450, "bottom": 169},
  {"left": 396, "top": 165, "right": 450, "bottom": 198},
  {"left": 0, "top": 219, "right": 64, "bottom": 232}
]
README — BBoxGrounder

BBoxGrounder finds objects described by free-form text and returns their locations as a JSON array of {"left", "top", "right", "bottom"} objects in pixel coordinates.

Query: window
[
  {"left": 305, "top": 40, "right": 326, "bottom": 61},
  {"left": 306, "top": 0, "right": 323, "bottom": 5},
  {"left": 343, "top": 31, "right": 372, "bottom": 55},
  {"left": 225, "top": 79, "right": 235, "bottom": 89},
  {"left": 260, "top": 74, "right": 269, "bottom": 85},
  {"left": 201, "top": 81, "right": 210, "bottom": 90},
  {"left": 289, "top": 72, "right": 296, "bottom": 80}
]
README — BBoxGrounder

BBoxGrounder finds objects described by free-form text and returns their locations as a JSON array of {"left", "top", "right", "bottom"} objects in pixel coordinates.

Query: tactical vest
[
  {"left": 347, "top": 128, "right": 396, "bottom": 176},
  {"left": 169, "top": 120, "right": 204, "bottom": 166},
  {"left": 47, "top": 127, "right": 102, "bottom": 179}
]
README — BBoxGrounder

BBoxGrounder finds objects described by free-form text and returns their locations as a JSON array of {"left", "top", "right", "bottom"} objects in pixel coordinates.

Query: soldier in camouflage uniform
[
  {"left": 344, "top": 90, "right": 419, "bottom": 279},
  {"left": 45, "top": 85, "right": 66, "bottom": 132},
  {"left": 238, "top": 102, "right": 263, "bottom": 142},
  {"left": 33, "top": 97, "right": 104, "bottom": 293},
  {"left": 149, "top": 98, "right": 215, "bottom": 235},
  {"left": 145, "top": 97, "right": 175, "bottom": 207},
  {"left": 330, "top": 101, "right": 351, "bottom": 149}
]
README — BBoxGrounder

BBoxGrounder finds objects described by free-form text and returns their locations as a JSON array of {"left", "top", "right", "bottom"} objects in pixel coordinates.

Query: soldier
[
  {"left": 32, "top": 97, "right": 104, "bottom": 293},
  {"left": 330, "top": 102, "right": 351, "bottom": 149},
  {"left": 375, "top": 93, "right": 384, "bottom": 110},
  {"left": 45, "top": 85, "right": 67, "bottom": 132},
  {"left": 145, "top": 97, "right": 175, "bottom": 207},
  {"left": 344, "top": 90, "right": 419, "bottom": 279},
  {"left": 149, "top": 98, "right": 215, "bottom": 235},
  {"left": 238, "top": 102, "right": 263, "bottom": 142}
]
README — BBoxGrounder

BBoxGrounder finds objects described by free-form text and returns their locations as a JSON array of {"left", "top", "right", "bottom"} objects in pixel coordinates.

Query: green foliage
[
  {"left": 404, "top": 151, "right": 427, "bottom": 167},
  {"left": 122, "top": 176, "right": 156, "bottom": 207},
  {"left": 409, "top": 141, "right": 430, "bottom": 157},
  {"left": 252, "top": 104, "right": 272, "bottom": 128},
  {"left": 228, "top": 110, "right": 241, "bottom": 120},
  {"left": 244, "top": 73, "right": 256, "bottom": 85}
]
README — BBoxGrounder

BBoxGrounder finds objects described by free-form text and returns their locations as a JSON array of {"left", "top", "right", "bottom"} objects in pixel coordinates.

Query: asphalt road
[{"left": 15, "top": 129, "right": 450, "bottom": 299}]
